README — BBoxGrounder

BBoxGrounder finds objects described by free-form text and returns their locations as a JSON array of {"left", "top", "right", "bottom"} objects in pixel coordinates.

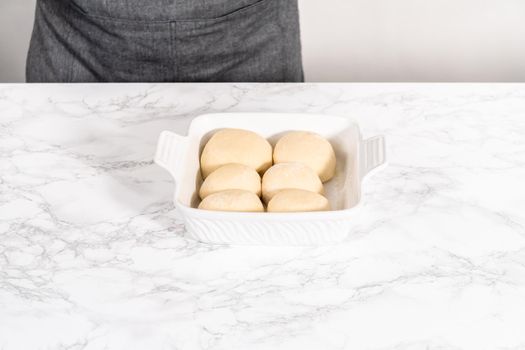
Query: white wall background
[
  {"left": 2, "top": 0, "right": 525, "bottom": 82},
  {"left": 299, "top": 0, "right": 525, "bottom": 81},
  {"left": 0, "top": 0, "right": 36, "bottom": 82}
]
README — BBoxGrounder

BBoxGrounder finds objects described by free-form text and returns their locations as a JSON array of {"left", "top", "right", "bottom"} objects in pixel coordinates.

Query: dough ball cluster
[{"left": 197, "top": 128, "right": 336, "bottom": 213}]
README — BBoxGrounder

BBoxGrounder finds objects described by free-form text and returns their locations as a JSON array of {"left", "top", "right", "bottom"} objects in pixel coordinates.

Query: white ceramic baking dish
[{"left": 155, "top": 113, "right": 386, "bottom": 245}]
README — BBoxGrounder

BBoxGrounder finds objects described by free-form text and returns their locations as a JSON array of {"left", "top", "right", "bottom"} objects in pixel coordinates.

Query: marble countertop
[{"left": 1, "top": 83, "right": 525, "bottom": 350}]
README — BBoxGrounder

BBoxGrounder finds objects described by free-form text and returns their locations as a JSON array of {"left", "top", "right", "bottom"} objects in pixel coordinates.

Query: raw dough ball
[
  {"left": 199, "top": 163, "right": 261, "bottom": 199},
  {"left": 198, "top": 189, "right": 264, "bottom": 212},
  {"left": 267, "top": 189, "right": 331, "bottom": 212},
  {"left": 261, "top": 162, "right": 324, "bottom": 203},
  {"left": 200, "top": 128, "right": 272, "bottom": 178},
  {"left": 273, "top": 131, "right": 336, "bottom": 182}
]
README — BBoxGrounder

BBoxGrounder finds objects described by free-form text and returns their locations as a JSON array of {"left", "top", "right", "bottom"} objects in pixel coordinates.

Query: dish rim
[{"left": 155, "top": 112, "right": 386, "bottom": 219}]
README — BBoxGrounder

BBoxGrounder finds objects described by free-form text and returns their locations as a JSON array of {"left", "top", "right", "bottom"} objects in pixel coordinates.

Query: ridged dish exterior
[{"left": 182, "top": 213, "right": 353, "bottom": 245}]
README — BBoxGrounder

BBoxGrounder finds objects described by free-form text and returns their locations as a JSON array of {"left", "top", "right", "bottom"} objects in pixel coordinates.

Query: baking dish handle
[
  {"left": 154, "top": 130, "right": 187, "bottom": 181},
  {"left": 361, "top": 135, "right": 386, "bottom": 177}
]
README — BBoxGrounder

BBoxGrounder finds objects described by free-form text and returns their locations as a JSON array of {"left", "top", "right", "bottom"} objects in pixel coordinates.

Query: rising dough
[
  {"left": 273, "top": 131, "right": 336, "bottom": 182},
  {"left": 261, "top": 162, "right": 324, "bottom": 203},
  {"left": 200, "top": 128, "right": 272, "bottom": 178},
  {"left": 267, "top": 189, "right": 331, "bottom": 212},
  {"left": 199, "top": 163, "right": 261, "bottom": 199},
  {"left": 198, "top": 189, "right": 264, "bottom": 212}
]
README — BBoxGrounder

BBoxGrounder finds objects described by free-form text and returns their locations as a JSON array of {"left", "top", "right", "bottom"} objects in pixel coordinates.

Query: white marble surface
[{"left": 1, "top": 83, "right": 525, "bottom": 350}]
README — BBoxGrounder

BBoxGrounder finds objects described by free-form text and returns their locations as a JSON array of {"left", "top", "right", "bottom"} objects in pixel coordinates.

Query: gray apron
[{"left": 26, "top": 0, "right": 304, "bottom": 82}]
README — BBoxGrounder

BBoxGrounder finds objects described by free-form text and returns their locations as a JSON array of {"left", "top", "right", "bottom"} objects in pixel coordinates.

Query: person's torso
[{"left": 28, "top": 0, "right": 304, "bottom": 82}]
